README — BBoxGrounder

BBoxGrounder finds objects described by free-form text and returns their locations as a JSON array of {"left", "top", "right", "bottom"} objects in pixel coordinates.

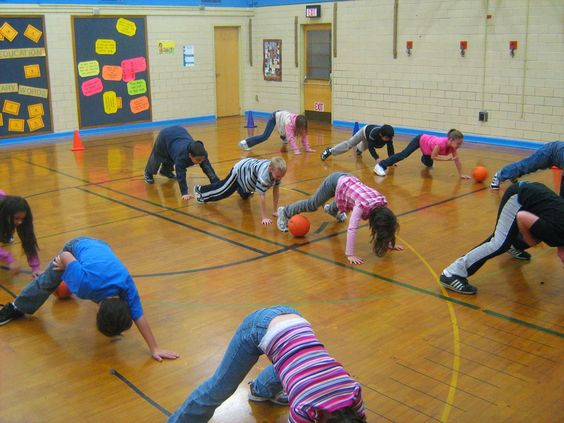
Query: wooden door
[
  {"left": 304, "top": 24, "right": 332, "bottom": 122},
  {"left": 214, "top": 27, "right": 240, "bottom": 117}
]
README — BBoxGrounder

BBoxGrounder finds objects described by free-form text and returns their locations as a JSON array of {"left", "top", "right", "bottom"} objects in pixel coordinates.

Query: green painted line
[{"left": 483, "top": 309, "right": 564, "bottom": 338}]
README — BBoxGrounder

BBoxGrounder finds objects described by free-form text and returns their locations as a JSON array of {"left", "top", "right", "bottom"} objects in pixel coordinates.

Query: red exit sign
[{"left": 306, "top": 5, "right": 321, "bottom": 18}]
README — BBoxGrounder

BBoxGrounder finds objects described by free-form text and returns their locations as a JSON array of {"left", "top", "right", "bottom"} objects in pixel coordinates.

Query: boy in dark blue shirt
[
  {"left": 144, "top": 125, "right": 219, "bottom": 201},
  {"left": 0, "top": 237, "right": 179, "bottom": 362}
]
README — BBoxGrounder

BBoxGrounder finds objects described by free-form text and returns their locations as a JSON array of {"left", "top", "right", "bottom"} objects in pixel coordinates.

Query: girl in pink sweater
[
  {"left": 0, "top": 194, "right": 40, "bottom": 278},
  {"left": 239, "top": 110, "right": 315, "bottom": 155},
  {"left": 277, "top": 173, "right": 402, "bottom": 265},
  {"left": 374, "top": 129, "right": 470, "bottom": 179}
]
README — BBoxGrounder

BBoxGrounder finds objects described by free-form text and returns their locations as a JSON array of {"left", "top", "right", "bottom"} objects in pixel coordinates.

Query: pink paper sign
[
  {"left": 121, "top": 57, "right": 146, "bottom": 82},
  {"left": 81, "top": 77, "right": 103, "bottom": 97}
]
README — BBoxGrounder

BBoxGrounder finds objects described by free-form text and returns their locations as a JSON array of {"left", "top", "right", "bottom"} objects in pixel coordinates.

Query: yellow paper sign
[
  {"left": 0, "top": 33, "right": 4, "bottom": 41},
  {"left": 116, "top": 18, "right": 136, "bottom": 37},
  {"left": 3, "top": 99, "right": 20, "bottom": 115},
  {"left": 78, "top": 60, "right": 100, "bottom": 78},
  {"left": 0, "top": 83, "right": 18, "bottom": 94},
  {"left": 116, "top": 97, "right": 123, "bottom": 109},
  {"left": 0, "top": 113, "right": 3, "bottom": 127},
  {"left": 95, "top": 39, "right": 117, "bottom": 55},
  {"left": 28, "top": 103, "right": 44, "bottom": 117},
  {"left": 27, "top": 115, "right": 45, "bottom": 132},
  {"left": 8, "top": 118, "right": 25, "bottom": 132},
  {"left": 24, "top": 64, "right": 41, "bottom": 78},
  {"left": 0, "top": 48, "right": 46, "bottom": 60},
  {"left": 103, "top": 91, "right": 118, "bottom": 114},
  {"left": 0, "top": 22, "right": 18, "bottom": 42},
  {"left": 24, "top": 24, "right": 43, "bottom": 43},
  {"left": 18, "top": 85, "right": 48, "bottom": 98},
  {"left": 127, "top": 79, "right": 147, "bottom": 96}
]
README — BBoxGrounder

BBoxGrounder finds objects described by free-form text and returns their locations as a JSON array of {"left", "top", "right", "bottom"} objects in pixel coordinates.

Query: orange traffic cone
[{"left": 71, "top": 129, "right": 85, "bottom": 151}]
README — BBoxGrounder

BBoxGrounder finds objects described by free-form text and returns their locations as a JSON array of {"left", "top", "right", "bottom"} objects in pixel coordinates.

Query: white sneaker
[
  {"left": 277, "top": 207, "right": 288, "bottom": 232},
  {"left": 239, "top": 140, "right": 251, "bottom": 151},
  {"left": 374, "top": 163, "right": 387, "bottom": 176}
]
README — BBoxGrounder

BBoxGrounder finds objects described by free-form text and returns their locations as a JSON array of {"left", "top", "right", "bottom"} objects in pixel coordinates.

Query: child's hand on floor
[
  {"left": 347, "top": 255, "right": 364, "bottom": 265},
  {"left": 261, "top": 218, "right": 273, "bottom": 225}
]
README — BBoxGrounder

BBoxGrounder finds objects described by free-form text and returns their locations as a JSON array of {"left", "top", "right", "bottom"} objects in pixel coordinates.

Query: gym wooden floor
[{"left": 0, "top": 117, "right": 562, "bottom": 423}]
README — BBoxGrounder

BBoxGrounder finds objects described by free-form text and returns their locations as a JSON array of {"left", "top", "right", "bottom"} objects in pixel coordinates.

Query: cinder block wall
[{"left": 3, "top": 1, "right": 562, "bottom": 142}]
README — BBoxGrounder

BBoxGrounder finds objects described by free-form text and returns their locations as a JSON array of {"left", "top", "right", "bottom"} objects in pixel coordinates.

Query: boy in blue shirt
[{"left": 0, "top": 237, "right": 179, "bottom": 362}]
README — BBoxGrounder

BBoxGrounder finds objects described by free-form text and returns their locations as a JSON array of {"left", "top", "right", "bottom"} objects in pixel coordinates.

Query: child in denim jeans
[
  {"left": 168, "top": 305, "right": 366, "bottom": 423},
  {"left": 0, "top": 237, "right": 179, "bottom": 362}
]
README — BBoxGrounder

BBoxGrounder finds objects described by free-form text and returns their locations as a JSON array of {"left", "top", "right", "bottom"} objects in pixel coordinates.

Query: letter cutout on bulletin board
[
  {"left": 0, "top": 16, "right": 52, "bottom": 139},
  {"left": 72, "top": 16, "right": 151, "bottom": 128}
]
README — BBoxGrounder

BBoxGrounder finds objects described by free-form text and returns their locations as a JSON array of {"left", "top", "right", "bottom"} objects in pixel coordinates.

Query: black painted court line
[
  {"left": 132, "top": 245, "right": 292, "bottom": 277},
  {"left": 77, "top": 187, "right": 269, "bottom": 255},
  {"left": 0, "top": 282, "right": 17, "bottom": 298},
  {"left": 389, "top": 376, "right": 466, "bottom": 412},
  {"left": 360, "top": 382, "right": 442, "bottom": 421},
  {"left": 394, "top": 361, "right": 498, "bottom": 406},
  {"left": 19, "top": 157, "right": 564, "bottom": 338},
  {"left": 110, "top": 369, "right": 171, "bottom": 417},
  {"left": 314, "top": 222, "right": 329, "bottom": 234}
]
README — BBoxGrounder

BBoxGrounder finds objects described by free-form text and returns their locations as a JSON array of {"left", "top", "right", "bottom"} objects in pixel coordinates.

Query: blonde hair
[
  {"left": 270, "top": 157, "right": 287, "bottom": 173},
  {"left": 447, "top": 129, "right": 463, "bottom": 141}
]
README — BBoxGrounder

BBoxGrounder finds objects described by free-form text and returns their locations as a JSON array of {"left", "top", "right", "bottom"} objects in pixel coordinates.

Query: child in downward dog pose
[
  {"left": 374, "top": 129, "right": 470, "bottom": 179},
  {"left": 194, "top": 157, "right": 286, "bottom": 225},
  {"left": 0, "top": 237, "right": 179, "bottom": 362},
  {"left": 239, "top": 110, "right": 315, "bottom": 155},
  {"left": 277, "top": 172, "right": 402, "bottom": 265},
  {"left": 320, "top": 124, "right": 395, "bottom": 163},
  {"left": 0, "top": 194, "right": 40, "bottom": 278},
  {"left": 167, "top": 305, "right": 366, "bottom": 423}
]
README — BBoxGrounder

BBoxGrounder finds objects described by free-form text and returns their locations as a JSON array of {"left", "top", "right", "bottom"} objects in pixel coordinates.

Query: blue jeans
[
  {"left": 498, "top": 141, "right": 564, "bottom": 197},
  {"left": 245, "top": 112, "right": 277, "bottom": 148},
  {"left": 379, "top": 135, "right": 424, "bottom": 170},
  {"left": 13, "top": 237, "right": 84, "bottom": 314},
  {"left": 167, "top": 305, "right": 300, "bottom": 423}
]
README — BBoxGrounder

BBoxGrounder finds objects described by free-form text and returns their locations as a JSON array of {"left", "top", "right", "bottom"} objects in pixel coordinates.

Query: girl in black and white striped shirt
[{"left": 194, "top": 157, "right": 287, "bottom": 225}]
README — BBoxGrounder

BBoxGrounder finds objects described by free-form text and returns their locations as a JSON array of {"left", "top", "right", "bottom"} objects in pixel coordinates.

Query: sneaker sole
[
  {"left": 247, "top": 393, "right": 288, "bottom": 406},
  {"left": 440, "top": 281, "right": 476, "bottom": 295}
]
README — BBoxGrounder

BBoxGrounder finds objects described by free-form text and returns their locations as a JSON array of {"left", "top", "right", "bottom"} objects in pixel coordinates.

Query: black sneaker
[
  {"left": 193, "top": 185, "right": 204, "bottom": 204},
  {"left": 490, "top": 173, "right": 500, "bottom": 190},
  {"left": 159, "top": 168, "right": 176, "bottom": 179},
  {"left": 144, "top": 172, "right": 154, "bottom": 184},
  {"left": 507, "top": 246, "right": 531, "bottom": 260},
  {"left": 355, "top": 148, "right": 363, "bottom": 157},
  {"left": 0, "top": 303, "right": 24, "bottom": 326},
  {"left": 439, "top": 274, "right": 477, "bottom": 295},
  {"left": 320, "top": 148, "right": 332, "bottom": 161},
  {"left": 248, "top": 381, "right": 289, "bottom": 406}
]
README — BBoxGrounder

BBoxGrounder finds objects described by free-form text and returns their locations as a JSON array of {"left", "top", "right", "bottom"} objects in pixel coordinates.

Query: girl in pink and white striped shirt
[
  {"left": 167, "top": 305, "right": 366, "bottom": 423},
  {"left": 277, "top": 173, "right": 402, "bottom": 265}
]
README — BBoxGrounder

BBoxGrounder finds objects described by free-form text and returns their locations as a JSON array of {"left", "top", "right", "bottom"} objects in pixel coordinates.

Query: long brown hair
[
  {"left": 0, "top": 195, "right": 39, "bottom": 260},
  {"left": 368, "top": 207, "right": 398, "bottom": 257}
]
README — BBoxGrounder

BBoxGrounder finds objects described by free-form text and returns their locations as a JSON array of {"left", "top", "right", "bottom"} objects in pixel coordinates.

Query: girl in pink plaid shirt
[{"left": 277, "top": 173, "right": 402, "bottom": 264}]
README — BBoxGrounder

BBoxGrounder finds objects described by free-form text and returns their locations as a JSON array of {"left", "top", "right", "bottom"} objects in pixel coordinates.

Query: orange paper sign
[
  {"left": 3, "top": 99, "right": 20, "bottom": 115},
  {"left": 24, "top": 24, "right": 43, "bottom": 43},
  {"left": 102, "top": 65, "right": 123, "bottom": 81},
  {"left": 129, "top": 96, "right": 149, "bottom": 114},
  {"left": 27, "top": 115, "right": 45, "bottom": 131},
  {"left": 8, "top": 118, "right": 25, "bottom": 132}
]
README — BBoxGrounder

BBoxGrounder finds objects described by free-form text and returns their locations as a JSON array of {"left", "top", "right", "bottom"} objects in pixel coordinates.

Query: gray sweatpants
[
  {"left": 282, "top": 172, "right": 348, "bottom": 219},
  {"left": 330, "top": 126, "right": 368, "bottom": 155},
  {"left": 443, "top": 192, "right": 522, "bottom": 278}
]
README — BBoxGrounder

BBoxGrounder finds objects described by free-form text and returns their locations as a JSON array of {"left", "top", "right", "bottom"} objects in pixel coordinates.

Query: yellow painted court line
[{"left": 398, "top": 235, "right": 459, "bottom": 423}]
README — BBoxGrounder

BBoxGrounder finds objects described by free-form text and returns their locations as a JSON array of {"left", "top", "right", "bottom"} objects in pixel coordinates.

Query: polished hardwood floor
[{"left": 0, "top": 117, "right": 562, "bottom": 423}]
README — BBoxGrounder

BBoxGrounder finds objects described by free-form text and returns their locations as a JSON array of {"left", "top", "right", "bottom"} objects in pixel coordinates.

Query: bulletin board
[
  {"left": 0, "top": 16, "right": 53, "bottom": 139},
  {"left": 71, "top": 16, "right": 152, "bottom": 129}
]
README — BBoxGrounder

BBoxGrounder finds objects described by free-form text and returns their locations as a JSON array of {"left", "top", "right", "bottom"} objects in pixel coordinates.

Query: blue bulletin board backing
[
  {"left": 0, "top": 16, "right": 53, "bottom": 139},
  {"left": 72, "top": 15, "right": 152, "bottom": 128}
]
